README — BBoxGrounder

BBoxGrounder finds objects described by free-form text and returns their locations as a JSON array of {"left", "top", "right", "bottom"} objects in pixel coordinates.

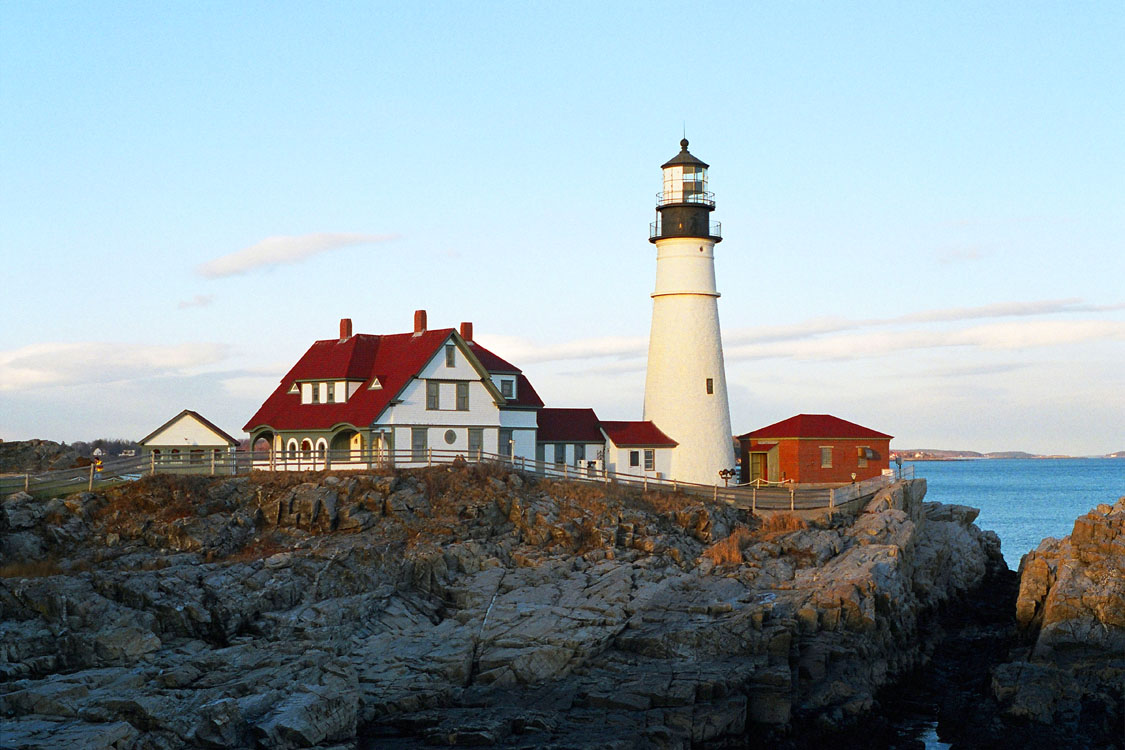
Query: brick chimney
[
  {"left": 339, "top": 318, "right": 352, "bottom": 340},
  {"left": 413, "top": 309, "right": 427, "bottom": 335},
  {"left": 459, "top": 321, "right": 473, "bottom": 343}
]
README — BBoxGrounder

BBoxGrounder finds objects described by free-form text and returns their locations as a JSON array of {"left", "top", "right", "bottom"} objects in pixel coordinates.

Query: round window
[{"left": 444, "top": 429, "right": 457, "bottom": 445}]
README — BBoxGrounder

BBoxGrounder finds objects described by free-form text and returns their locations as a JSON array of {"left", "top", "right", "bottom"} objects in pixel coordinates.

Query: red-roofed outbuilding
[
  {"left": 600, "top": 420, "right": 677, "bottom": 478},
  {"left": 737, "top": 414, "right": 892, "bottom": 484}
]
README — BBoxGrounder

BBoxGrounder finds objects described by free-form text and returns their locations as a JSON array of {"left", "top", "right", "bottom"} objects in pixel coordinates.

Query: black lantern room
[{"left": 649, "top": 138, "right": 722, "bottom": 243}]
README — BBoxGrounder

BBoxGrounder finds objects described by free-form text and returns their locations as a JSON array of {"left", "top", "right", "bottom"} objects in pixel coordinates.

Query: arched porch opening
[
  {"left": 251, "top": 430, "right": 276, "bottom": 469},
  {"left": 252, "top": 434, "right": 274, "bottom": 453},
  {"left": 330, "top": 428, "right": 362, "bottom": 463}
]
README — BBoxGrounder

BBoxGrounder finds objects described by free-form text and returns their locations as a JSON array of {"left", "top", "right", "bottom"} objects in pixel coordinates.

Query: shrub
[{"left": 701, "top": 525, "right": 753, "bottom": 566}]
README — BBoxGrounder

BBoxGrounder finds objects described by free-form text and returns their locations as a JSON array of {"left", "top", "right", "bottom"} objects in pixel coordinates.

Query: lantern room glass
[{"left": 661, "top": 165, "right": 708, "bottom": 204}]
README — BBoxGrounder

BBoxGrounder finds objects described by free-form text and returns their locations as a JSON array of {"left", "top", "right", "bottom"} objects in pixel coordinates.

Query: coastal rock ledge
[
  {"left": 986, "top": 497, "right": 1125, "bottom": 748},
  {"left": 1, "top": 467, "right": 1002, "bottom": 749}
]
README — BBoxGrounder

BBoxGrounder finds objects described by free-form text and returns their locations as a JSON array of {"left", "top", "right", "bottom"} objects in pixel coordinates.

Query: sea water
[{"left": 904, "top": 458, "right": 1125, "bottom": 569}]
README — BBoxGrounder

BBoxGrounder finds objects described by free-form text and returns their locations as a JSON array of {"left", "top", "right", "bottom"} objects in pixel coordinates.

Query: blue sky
[{"left": 1, "top": 2, "right": 1122, "bottom": 455}]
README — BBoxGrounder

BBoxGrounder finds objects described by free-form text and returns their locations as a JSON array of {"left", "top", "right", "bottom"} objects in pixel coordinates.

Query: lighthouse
[{"left": 643, "top": 139, "right": 736, "bottom": 485}]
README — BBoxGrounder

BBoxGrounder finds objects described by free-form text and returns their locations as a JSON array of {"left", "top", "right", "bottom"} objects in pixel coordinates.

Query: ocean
[{"left": 904, "top": 458, "right": 1125, "bottom": 569}]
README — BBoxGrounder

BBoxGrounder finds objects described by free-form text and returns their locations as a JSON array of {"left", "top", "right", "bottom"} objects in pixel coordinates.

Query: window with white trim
[{"left": 644, "top": 449, "right": 654, "bottom": 471}]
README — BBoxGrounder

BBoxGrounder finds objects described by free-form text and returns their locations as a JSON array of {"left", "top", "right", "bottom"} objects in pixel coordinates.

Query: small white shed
[{"left": 139, "top": 410, "right": 239, "bottom": 474}]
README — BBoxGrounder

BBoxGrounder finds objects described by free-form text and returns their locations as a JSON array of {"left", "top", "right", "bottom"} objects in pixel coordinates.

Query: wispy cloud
[
  {"left": 197, "top": 232, "right": 397, "bottom": 278},
  {"left": 723, "top": 319, "right": 1125, "bottom": 362},
  {"left": 476, "top": 334, "right": 649, "bottom": 364},
  {"left": 0, "top": 342, "right": 229, "bottom": 391},
  {"left": 177, "top": 294, "right": 214, "bottom": 309},
  {"left": 936, "top": 247, "right": 984, "bottom": 264},
  {"left": 478, "top": 299, "right": 1125, "bottom": 366}
]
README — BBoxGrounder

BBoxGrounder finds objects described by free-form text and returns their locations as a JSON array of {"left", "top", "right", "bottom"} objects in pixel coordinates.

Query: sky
[{"left": 1, "top": 2, "right": 1122, "bottom": 455}]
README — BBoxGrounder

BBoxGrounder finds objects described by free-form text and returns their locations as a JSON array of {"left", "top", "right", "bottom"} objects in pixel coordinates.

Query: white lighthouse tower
[{"left": 643, "top": 139, "right": 736, "bottom": 485}]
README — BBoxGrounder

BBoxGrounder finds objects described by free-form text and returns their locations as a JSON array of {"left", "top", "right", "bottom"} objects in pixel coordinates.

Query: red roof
[
  {"left": 739, "top": 414, "right": 892, "bottom": 440},
  {"left": 465, "top": 342, "right": 543, "bottom": 409},
  {"left": 537, "top": 408, "right": 603, "bottom": 442},
  {"left": 600, "top": 421, "right": 677, "bottom": 447},
  {"left": 244, "top": 328, "right": 541, "bottom": 433}
]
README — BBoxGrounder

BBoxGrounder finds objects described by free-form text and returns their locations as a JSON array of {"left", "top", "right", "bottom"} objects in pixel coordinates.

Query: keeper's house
[
  {"left": 243, "top": 312, "right": 543, "bottom": 469},
  {"left": 737, "top": 414, "right": 891, "bottom": 485}
]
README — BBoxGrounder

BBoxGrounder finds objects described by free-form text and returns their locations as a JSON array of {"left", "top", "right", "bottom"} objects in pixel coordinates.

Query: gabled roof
[
  {"left": 140, "top": 409, "right": 239, "bottom": 446},
  {"left": 601, "top": 421, "right": 677, "bottom": 448},
  {"left": 244, "top": 327, "right": 542, "bottom": 433},
  {"left": 739, "top": 414, "right": 893, "bottom": 440},
  {"left": 467, "top": 342, "right": 544, "bottom": 409},
  {"left": 537, "top": 408, "right": 603, "bottom": 443}
]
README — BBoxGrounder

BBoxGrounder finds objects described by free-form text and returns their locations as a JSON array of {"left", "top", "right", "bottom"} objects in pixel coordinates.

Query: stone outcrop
[
  {"left": 0, "top": 440, "right": 80, "bottom": 474},
  {"left": 988, "top": 497, "right": 1124, "bottom": 747},
  {"left": 1, "top": 467, "right": 1001, "bottom": 748}
]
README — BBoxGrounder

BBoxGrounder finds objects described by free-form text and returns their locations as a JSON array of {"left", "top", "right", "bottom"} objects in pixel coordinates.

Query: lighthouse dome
[{"left": 661, "top": 138, "right": 709, "bottom": 169}]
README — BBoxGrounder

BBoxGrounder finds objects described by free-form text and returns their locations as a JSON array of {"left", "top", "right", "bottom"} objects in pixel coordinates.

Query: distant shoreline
[{"left": 895, "top": 453, "right": 1124, "bottom": 462}]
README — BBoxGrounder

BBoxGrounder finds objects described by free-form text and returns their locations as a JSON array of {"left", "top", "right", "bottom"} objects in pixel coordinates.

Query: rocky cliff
[
  {"left": 991, "top": 498, "right": 1124, "bottom": 747},
  {"left": 0, "top": 440, "right": 80, "bottom": 474},
  {"left": 1, "top": 465, "right": 1002, "bottom": 749}
]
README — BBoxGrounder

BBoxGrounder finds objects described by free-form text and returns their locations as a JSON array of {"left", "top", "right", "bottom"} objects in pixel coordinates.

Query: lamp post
[{"left": 718, "top": 468, "right": 736, "bottom": 487}]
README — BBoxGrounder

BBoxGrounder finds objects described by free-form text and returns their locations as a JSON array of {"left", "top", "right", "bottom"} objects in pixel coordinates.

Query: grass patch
[
  {"left": 701, "top": 525, "right": 753, "bottom": 566},
  {"left": 758, "top": 512, "right": 807, "bottom": 540},
  {"left": 0, "top": 558, "right": 89, "bottom": 578}
]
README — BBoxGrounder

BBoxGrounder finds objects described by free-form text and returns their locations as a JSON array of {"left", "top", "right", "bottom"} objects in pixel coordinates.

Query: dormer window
[
  {"left": 501, "top": 379, "right": 514, "bottom": 399},
  {"left": 311, "top": 383, "right": 320, "bottom": 404},
  {"left": 326, "top": 382, "right": 335, "bottom": 403},
  {"left": 369, "top": 377, "right": 382, "bottom": 390}
]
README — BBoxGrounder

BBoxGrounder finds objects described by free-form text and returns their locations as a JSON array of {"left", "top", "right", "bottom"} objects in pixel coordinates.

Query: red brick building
[{"left": 737, "top": 414, "right": 892, "bottom": 485}]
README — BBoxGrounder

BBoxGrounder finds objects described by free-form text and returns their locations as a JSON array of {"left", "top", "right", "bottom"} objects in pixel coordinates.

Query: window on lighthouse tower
[
  {"left": 683, "top": 166, "right": 704, "bottom": 201},
  {"left": 662, "top": 166, "right": 683, "bottom": 203}
]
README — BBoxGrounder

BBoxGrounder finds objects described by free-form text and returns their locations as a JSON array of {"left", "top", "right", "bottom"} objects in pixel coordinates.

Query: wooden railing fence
[{"left": 1, "top": 448, "right": 908, "bottom": 511}]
